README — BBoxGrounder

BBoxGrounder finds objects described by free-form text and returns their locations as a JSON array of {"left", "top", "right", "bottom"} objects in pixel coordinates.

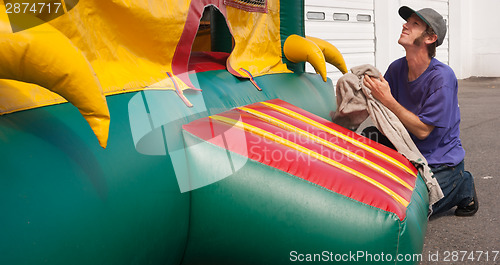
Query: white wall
[
  {"left": 374, "top": 0, "right": 449, "bottom": 75},
  {"left": 305, "top": 0, "right": 375, "bottom": 85},
  {"left": 375, "top": 0, "right": 500, "bottom": 78},
  {"left": 450, "top": 0, "right": 500, "bottom": 78},
  {"left": 373, "top": 0, "right": 404, "bottom": 74}
]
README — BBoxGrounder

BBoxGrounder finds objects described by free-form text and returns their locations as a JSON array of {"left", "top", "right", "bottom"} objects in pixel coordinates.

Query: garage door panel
[
  {"left": 305, "top": 0, "right": 449, "bottom": 87},
  {"left": 305, "top": 1, "right": 375, "bottom": 84},
  {"left": 325, "top": 40, "right": 375, "bottom": 54},
  {"left": 306, "top": 0, "right": 374, "bottom": 10},
  {"left": 306, "top": 24, "right": 374, "bottom": 40},
  {"left": 305, "top": 6, "right": 374, "bottom": 22}
]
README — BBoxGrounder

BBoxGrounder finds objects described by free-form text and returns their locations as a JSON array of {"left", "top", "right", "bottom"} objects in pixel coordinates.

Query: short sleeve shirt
[{"left": 384, "top": 57, "right": 465, "bottom": 167}]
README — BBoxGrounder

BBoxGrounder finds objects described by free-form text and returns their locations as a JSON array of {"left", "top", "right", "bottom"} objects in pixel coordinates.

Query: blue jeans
[{"left": 431, "top": 160, "right": 475, "bottom": 215}]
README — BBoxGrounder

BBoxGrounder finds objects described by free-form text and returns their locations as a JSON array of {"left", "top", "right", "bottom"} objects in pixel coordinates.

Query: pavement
[{"left": 420, "top": 77, "right": 500, "bottom": 264}]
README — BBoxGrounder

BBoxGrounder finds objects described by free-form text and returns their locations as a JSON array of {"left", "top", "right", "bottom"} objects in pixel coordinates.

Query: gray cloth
[{"left": 333, "top": 64, "right": 444, "bottom": 206}]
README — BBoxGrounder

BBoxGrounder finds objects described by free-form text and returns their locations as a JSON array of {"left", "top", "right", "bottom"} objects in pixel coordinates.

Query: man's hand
[
  {"left": 363, "top": 74, "right": 396, "bottom": 107},
  {"left": 362, "top": 74, "right": 434, "bottom": 140}
]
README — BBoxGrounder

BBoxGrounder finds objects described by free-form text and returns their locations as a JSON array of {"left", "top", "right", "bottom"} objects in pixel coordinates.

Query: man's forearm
[{"left": 384, "top": 99, "right": 434, "bottom": 140}]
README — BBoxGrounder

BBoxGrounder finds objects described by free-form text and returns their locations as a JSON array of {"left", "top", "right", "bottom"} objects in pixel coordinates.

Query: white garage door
[
  {"left": 305, "top": 0, "right": 375, "bottom": 86},
  {"left": 304, "top": 0, "right": 450, "bottom": 86}
]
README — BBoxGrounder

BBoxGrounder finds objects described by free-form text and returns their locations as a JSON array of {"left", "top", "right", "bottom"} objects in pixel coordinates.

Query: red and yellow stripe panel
[
  {"left": 261, "top": 101, "right": 417, "bottom": 177},
  {"left": 236, "top": 106, "right": 414, "bottom": 191},
  {"left": 182, "top": 99, "right": 419, "bottom": 220}
]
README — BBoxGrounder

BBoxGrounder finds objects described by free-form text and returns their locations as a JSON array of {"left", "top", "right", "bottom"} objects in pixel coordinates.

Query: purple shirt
[{"left": 384, "top": 57, "right": 465, "bottom": 167}]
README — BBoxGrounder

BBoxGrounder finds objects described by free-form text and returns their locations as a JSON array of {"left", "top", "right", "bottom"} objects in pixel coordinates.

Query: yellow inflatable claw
[
  {"left": 0, "top": 17, "right": 110, "bottom": 148},
  {"left": 284, "top": 34, "right": 327, "bottom": 82},
  {"left": 306, "top": 36, "right": 348, "bottom": 74}
]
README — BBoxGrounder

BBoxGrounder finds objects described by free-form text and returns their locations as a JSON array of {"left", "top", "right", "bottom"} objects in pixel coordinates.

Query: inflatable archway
[{"left": 0, "top": 0, "right": 428, "bottom": 264}]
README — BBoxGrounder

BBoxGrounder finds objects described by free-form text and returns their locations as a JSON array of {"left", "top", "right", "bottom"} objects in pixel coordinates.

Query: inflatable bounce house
[{"left": 0, "top": 0, "right": 428, "bottom": 264}]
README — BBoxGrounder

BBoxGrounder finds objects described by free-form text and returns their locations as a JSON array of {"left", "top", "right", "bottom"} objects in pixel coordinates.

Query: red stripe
[
  {"left": 264, "top": 99, "right": 417, "bottom": 175},
  {"left": 242, "top": 103, "right": 417, "bottom": 191},
  {"left": 183, "top": 100, "right": 418, "bottom": 220},
  {"left": 236, "top": 111, "right": 413, "bottom": 201}
]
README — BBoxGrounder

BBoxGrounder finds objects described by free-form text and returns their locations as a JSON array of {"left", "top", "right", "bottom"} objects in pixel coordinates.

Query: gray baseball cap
[{"left": 399, "top": 6, "right": 447, "bottom": 47}]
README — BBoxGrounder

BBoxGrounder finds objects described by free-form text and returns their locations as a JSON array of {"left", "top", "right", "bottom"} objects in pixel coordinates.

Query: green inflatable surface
[
  {"left": 0, "top": 0, "right": 428, "bottom": 263},
  {"left": 0, "top": 71, "right": 428, "bottom": 264}
]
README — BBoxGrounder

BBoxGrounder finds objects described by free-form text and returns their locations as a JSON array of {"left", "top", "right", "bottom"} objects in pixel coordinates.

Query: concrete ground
[{"left": 420, "top": 77, "right": 500, "bottom": 264}]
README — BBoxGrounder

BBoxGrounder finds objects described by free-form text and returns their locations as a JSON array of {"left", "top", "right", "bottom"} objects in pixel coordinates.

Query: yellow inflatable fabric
[
  {"left": 283, "top": 34, "right": 328, "bottom": 82},
  {"left": 306, "top": 36, "right": 348, "bottom": 74},
  {"left": 0, "top": 0, "right": 324, "bottom": 147},
  {"left": 1, "top": 0, "right": 292, "bottom": 114},
  {"left": 0, "top": 9, "right": 110, "bottom": 148},
  {"left": 225, "top": 0, "right": 292, "bottom": 78},
  {"left": 284, "top": 34, "right": 348, "bottom": 82}
]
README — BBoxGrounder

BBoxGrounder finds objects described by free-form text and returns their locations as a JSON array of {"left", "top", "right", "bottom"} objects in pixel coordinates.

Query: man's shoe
[{"left": 455, "top": 186, "right": 479, "bottom": 217}]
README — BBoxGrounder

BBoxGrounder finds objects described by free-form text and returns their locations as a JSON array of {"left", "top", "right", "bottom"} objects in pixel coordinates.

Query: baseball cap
[{"left": 399, "top": 6, "right": 447, "bottom": 47}]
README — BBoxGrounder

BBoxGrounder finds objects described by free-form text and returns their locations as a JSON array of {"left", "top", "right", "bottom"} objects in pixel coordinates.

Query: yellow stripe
[
  {"left": 261, "top": 102, "right": 417, "bottom": 177},
  {"left": 238, "top": 107, "right": 413, "bottom": 190},
  {"left": 210, "top": 115, "right": 410, "bottom": 208}
]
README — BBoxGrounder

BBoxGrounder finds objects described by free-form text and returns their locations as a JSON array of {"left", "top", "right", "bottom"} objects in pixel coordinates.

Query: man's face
[{"left": 398, "top": 14, "right": 428, "bottom": 47}]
